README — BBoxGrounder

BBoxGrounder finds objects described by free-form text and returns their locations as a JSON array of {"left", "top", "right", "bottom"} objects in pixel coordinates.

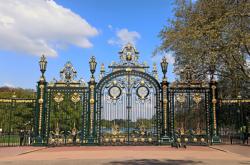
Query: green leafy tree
[{"left": 157, "top": 0, "right": 250, "bottom": 97}]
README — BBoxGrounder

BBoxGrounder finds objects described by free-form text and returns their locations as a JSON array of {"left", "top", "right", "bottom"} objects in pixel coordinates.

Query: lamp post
[
  {"left": 88, "top": 56, "right": 97, "bottom": 144},
  {"left": 209, "top": 60, "right": 221, "bottom": 144},
  {"left": 35, "top": 55, "right": 48, "bottom": 145},
  {"left": 161, "top": 56, "right": 168, "bottom": 81},
  {"left": 89, "top": 56, "right": 97, "bottom": 80},
  {"left": 160, "top": 56, "right": 171, "bottom": 144},
  {"left": 39, "top": 55, "right": 47, "bottom": 79},
  {"left": 209, "top": 63, "right": 215, "bottom": 82}
]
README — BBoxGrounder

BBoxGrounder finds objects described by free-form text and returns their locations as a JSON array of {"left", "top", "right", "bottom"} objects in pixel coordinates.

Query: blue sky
[{"left": 0, "top": 0, "right": 175, "bottom": 89}]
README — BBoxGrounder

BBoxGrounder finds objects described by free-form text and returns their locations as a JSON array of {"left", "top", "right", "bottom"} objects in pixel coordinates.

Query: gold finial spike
[
  {"left": 153, "top": 63, "right": 157, "bottom": 71},
  {"left": 100, "top": 63, "right": 105, "bottom": 73},
  {"left": 152, "top": 63, "right": 158, "bottom": 80}
]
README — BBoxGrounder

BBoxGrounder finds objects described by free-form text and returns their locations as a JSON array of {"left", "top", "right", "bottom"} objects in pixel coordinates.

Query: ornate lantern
[
  {"left": 209, "top": 63, "right": 215, "bottom": 81},
  {"left": 89, "top": 56, "right": 97, "bottom": 78},
  {"left": 39, "top": 55, "right": 47, "bottom": 77},
  {"left": 160, "top": 56, "right": 168, "bottom": 80}
]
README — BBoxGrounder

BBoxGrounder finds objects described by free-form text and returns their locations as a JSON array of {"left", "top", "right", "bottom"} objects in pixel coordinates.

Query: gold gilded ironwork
[
  {"left": 120, "top": 138, "right": 125, "bottom": 143},
  {"left": 196, "top": 122, "right": 201, "bottom": 135},
  {"left": 71, "top": 93, "right": 80, "bottom": 103},
  {"left": 125, "top": 68, "right": 132, "bottom": 72},
  {"left": 54, "top": 93, "right": 64, "bottom": 103},
  {"left": 39, "top": 84, "right": 44, "bottom": 134},
  {"left": 193, "top": 93, "right": 202, "bottom": 107},
  {"left": 180, "top": 122, "right": 185, "bottom": 135},
  {"left": 139, "top": 123, "right": 146, "bottom": 136},
  {"left": 112, "top": 138, "right": 116, "bottom": 143},
  {"left": 211, "top": 85, "right": 217, "bottom": 132},
  {"left": 112, "top": 124, "right": 120, "bottom": 135},
  {"left": 105, "top": 138, "right": 109, "bottom": 143},
  {"left": 162, "top": 84, "right": 168, "bottom": 134},
  {"left": 176, "top": 93, "right": 185, "bottom": 108},
  {"left": 221, "top": 99, "right": 250, "bottom": 103}
]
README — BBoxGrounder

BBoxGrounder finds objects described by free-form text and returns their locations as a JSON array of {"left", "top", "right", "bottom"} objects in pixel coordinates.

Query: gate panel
[
  {"left": 130, "top": 76, "right": 158, "bottom": 145},
  {"left": 100, "top": 76, "right": 128, "bottom": 144},
  {"left": 0, "top": 98, "right": 35, "bottom": 147},
  {"left": 218, "top": 100, "right": 250, "bottom": 144},
  {"left": 44, "top": 61, "right": 88, "bottom": 146},
  {"left": 98, "top": 72, "right": 161, "bottom": 145},
  {"left": 170, "top": 89, "right": 210, "bottom": 145},
  {"left": 46, "top": 87, "right": 87, "bottom": 146}
]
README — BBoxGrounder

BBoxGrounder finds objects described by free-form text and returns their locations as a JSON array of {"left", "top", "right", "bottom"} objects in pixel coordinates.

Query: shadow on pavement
[{"left": 105, "top": 159, "right": 203, "bottom": 165}]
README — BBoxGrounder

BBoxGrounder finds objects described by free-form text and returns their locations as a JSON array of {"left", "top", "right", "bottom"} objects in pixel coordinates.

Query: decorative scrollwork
[
  {"left": 60, "top": 61, "right": 77, "bottom": 83},
  {"left": 137, "top": 86, "right": 149, "bottom": 100},
  {"left": 112, "top": 124, "right": 120, "bottom": 135},
  {"left": 193, "top": 93, "right": 202, "bottom": 106},
  {"left": 108, "top": 86, "right": 122, "bottom": 100},
  {"left": 71, "top": 93, "right": 80, "bottom": 103},
  {"left": 176, "top": 93, "right": 185, "bottom": 104},
  {"left": 54, "top": 93, "right": 64, "bottom": 103},
  {"left": 139, "top": 123, "right": 146, "bottom": 136}
]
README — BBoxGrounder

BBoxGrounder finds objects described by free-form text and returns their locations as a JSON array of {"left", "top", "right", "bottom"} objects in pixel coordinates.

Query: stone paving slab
[
  {"left": 0, "top": 146, "right": 45, "bottom": 158},
  {"left": 0, "top": 146, "right": 249, "bottom": 165},
  {"left": 210, "top": 145, "right": 250, "bottom": 158}
]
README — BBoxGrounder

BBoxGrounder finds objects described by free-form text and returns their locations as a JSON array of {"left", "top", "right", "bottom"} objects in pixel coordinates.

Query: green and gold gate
[
  {"left": 95, "top": 44, "right": 161, "bottom": 145},
  {"left": 33, "top": 43, "right": 220, "bottom": 146},
  {"left": 34, "top": 61, "right": 88, "bottom": 146},
  {"left": 0, "top": 96, "right": 35, "bottom": 146}
]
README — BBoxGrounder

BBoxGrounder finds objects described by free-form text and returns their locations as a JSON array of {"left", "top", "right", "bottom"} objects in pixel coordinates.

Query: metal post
[
  {"left": 87, "top": 80, "right": 96, "bottom": 144},
  {"left": 87, "top": 56, "right": 97, "bottom": 144},
  {"left": 210, "top": 80, "right": 220, "bottom": 144},
  {"left": 160, "top": 80, "right": 171, "bottom": 144},
  {"left": 34, "top": 55, "right": 48, "bottom": 146},
  {"left": 34, "top": 79, "right": 47, "bottom": 146}
]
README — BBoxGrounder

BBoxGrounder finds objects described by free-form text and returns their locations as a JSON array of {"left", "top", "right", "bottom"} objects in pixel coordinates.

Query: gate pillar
[
  {"left": 210, "top": 80, "right": 220, "bottom": 144},
  {"left": 34, "top": 55, "right": 48, "bottom": 145},
  {"left": 161, "top": 80, "right": 171, "bottom": 144},
  {"left": 160, "top": 57, "right": 171, "bottom": 144},
  {"left": 87, "top": 56, "right": 97, "bottom": 144}
]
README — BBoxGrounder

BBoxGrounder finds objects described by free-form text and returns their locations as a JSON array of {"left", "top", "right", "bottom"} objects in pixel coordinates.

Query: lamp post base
[
  {"left": 87, "top": 136, "right": 96, "bottom": 145},
  {"left": 212, "top": 135, "right": 221, "bottom": 144},
  {"left": 161, "top": 135, "right": 171, "bottom": 145},
  {"left": 33, "top": 136, "right": 44, "bottom": 146}
]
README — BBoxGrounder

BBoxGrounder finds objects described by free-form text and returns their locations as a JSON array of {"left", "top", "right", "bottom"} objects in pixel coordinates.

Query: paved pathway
[{"left": 0, "top": 146, "right": 249, "bottom": 165}]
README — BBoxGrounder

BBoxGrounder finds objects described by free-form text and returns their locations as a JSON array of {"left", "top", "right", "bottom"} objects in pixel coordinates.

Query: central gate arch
[{"left": 95, "top": 44, "right": 161, "bottom": 145}]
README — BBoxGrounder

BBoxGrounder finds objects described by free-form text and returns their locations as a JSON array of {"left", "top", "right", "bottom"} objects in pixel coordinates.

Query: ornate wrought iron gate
[
  {"left": 44, "top": 62, "right": 88, "bottom": 146},
  {"left": 0, "top": 96, "right": 35, "bottom": 146},
  {"left": 96, "top": 44, "right": 161, "bottom": 145},
  {"left": 218, "top": 99, "right": 250, "bottom": 144},
  {"left": 169, "top": 83, "right": 210, "bottom": 145},
  {"left": 32, "top": 43, "right": 220, "bottom": 146},
  {"left": 164, "top": 66, "right": 219, "bottom": 145}
]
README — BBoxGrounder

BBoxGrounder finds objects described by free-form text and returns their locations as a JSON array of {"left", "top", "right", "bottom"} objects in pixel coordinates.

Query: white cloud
[
  {"left": 3, "top": 82, "right": 15, "bottom": 88},
  {"left": 108, "top": 28, "right": 140, "bottom": 46},
  {"left": 108, "top": 24, "right": 113, "bottom": 30},
  {"left": 0, "top": 0, "right": 99, "bottom": 57},
  {"left": 152, "top": 51, "right": 175, "bottom": 64}
]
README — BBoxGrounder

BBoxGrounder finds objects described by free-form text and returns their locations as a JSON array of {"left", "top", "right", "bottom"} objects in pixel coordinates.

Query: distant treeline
[{"left": 0, "top": 86, "right": 36, "bottom": 99}]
